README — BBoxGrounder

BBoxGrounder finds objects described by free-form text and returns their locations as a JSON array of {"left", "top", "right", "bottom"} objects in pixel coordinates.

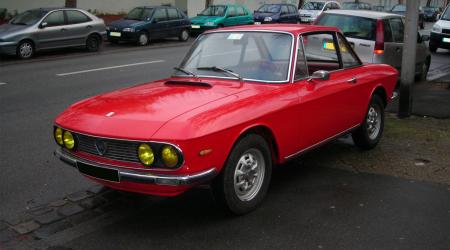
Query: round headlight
[
  {"left": 161, "top": 145, "right": 179, "bottom": 168},
  {"left": 54, "top": 127, "right": 63, "bottom": 145},
  {"left": 138, "top": 143, "right": 154, "bottom": 166},
  {"left": 63, "top": 131, "right": 75, "bottom": 150}
]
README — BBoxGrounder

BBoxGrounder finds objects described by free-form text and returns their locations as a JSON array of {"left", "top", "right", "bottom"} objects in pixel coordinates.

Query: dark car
[
  {"left": 253, "top": 4, "right": 299, "bottom": 24},
  {"left": 341, "top": 2, "right": 372, "bottom": 10},
  {"left": 107, "top": 6, "right": 190, "bottom": 46},
  {"left": 390, "top": 4, "right": 424, "bottom": 29},
  {"left": 423, "top": 6, "right": 440, "bottom": 21},
  {"left": 373, "top": 5, "right": 386, "bottom": 12}
]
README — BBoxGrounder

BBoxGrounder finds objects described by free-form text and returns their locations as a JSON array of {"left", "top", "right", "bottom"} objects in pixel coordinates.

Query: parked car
[
  {"left": 190, "top": 4, "right": 253, "bottom": 34},
  {"left": 315, "top": 10, "right": 431, "bottom": 80},
  {"left": 54, "top": 24, "right": 397, "bottom": 214},
  {"left": 253, "top": 3, "right": 299, "bottom": 24},
  {"left": 390, "top": 4, "right": 424, "bottom": 29},
  {"left": 372, "top": 5, "right": 386, "bottom": 12},
  {"left": 106, "top": 6, "right": 190, "bottom": 46},
  {"left": 341, "top": 2, "right": 372, "bottom": 10},
  {"left": 423, "top": 6, "right": 440, "bottom": 21},
  {"left": 298, "top": 1, "right": 341, "bottom": 23},
  {"left": 430, "top": 4, "right": 450, "bottom": 52},
  {"left": 0, "top": 8, "right": 105, "bottom": 59}
]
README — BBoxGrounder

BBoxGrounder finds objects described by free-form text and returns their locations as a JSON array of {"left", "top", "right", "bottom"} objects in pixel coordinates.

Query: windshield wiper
[
  {"left": 173, "top": 67, "right": 197, "bottom": 78},
  {"left": 196, "top": 66, "right": 242, "bottom": 81}
]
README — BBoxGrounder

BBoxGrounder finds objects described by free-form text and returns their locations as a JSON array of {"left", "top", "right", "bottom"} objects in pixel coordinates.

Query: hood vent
[{"left": 165, "top": 80, "right": 212, "bottom": 88}]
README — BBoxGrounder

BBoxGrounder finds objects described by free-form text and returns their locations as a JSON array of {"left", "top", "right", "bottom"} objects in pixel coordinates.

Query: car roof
[
  {"left": 324, "top": 9, "right": 402, "bottom": 18},
  {"left": 205, "top": 24, "right": 340, "bottom": 35}
]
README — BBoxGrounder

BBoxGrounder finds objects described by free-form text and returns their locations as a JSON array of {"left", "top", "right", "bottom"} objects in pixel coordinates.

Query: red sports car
[{"left": 54, "top": 24, "right": 398, "bottom": 214}]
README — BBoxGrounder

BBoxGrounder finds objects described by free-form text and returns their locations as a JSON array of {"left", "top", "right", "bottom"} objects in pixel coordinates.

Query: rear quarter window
[{"left": 316, "top": 14, "right": 376, "bottom": 41}]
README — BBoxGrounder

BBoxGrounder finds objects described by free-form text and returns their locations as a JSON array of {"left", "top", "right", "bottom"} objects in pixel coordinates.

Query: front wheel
[
  {"left": 137, "top": 32, "right": 149, "bottom": 46},
  {"left": 178, "top": 29, "right": 189, "bottom": 42},
  {"left": 352, "top": 95, "right": 385, "bottom": 150},
  {"left": 212, "top": 134, "right": 272, "bottom": 215},
  {"left": 16, "top": 40, "right": 34, "bottom": 59}
]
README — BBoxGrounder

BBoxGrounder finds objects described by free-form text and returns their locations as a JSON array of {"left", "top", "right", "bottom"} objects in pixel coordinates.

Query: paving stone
[
  {"left": 33, "top": 221, "right": 72, "bottom": 240},
  {"left": 80, "top": 196, "right": 106, "bottom": 209},
  {"left": 49, "top": 200, "right": 68, "bottom": 207},
  {"left": 4, "top": 213, "right": 33, "bottom": 226},
  {"left": 28, "top": 206, "right": 53, "bottom": 216},
  {"left": 87, "top": 184, "right": 107, "bottom": 194},
  {"left": 66, "top": 191, "right": 92, "bottom": 202},
  {"left": 35, "top": 211, "right": 63, "bottom": 225},
  {"left": 0, "top": 221, "right": 8, "bottom": 231},
  {"left": 0, "top": 229, "right": 18, "bottom": 243},
  {"left": 67, "top": 211, "right": 98, "bottom": 225},
  {"left": 11, "top": 221, "right": 40, "bottom": 235},
  {"left": 58, "top": 204, "right": 84, "bottom": 217}
]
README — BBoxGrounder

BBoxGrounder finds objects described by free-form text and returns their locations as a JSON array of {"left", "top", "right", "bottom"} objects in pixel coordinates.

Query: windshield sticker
[{"left": 227, "top": 33, "right": 244, "bottom": 40}]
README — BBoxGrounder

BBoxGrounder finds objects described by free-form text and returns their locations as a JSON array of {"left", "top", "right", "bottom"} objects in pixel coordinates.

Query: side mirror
[
  {"left": 308, "top": 70, "right": 330, "bottom": 81},
  {"left": 40, "top": 22, "right": 48, "bottom": 29}
]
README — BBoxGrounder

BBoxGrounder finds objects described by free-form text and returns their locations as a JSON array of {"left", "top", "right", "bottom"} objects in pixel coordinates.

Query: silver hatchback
[
  {"left": 0, "top": 8, "right": 106, "bottom": 59},
  {"left": 316, "top": 10, "right": 431, "bottom": 80}
]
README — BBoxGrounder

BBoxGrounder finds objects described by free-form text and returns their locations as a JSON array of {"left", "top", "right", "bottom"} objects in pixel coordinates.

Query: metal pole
[{"left": 398, "top": 0, "right": 419, "bottom": 118}]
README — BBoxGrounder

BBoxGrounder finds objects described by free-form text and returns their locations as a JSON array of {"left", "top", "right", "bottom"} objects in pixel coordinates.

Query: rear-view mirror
[{"left": 308, "top": 70, "right": 330, "bottom": 81}]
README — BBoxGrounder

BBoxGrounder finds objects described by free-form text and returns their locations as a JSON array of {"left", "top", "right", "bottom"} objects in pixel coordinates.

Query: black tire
[
  {"left": 429, "top": 43, "right": 437, "bottom": 53},
  {"left": 137, "top": 31, "right": 149, "bottom": 46},
  {"left": 352, "top": 95, "right": 385, "bottom": 150},
  {"left": 86, "top": 34, "right": 100, "bottom": 52},
  {"left": 417, "top": 58, "right": 430, "bottom": 81},
  {"left": 212, "top": 134, "right": 272, "bottom": 215},
  {"left": 16, "top": 40, "right": 34, "bottom": 59},
  {"left": 178, "top": 29, "right": 189, "bottom": 42}
]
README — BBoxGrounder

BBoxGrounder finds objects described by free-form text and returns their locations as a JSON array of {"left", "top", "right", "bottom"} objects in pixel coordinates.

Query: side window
[
  {"left": 43, "top": 11, "right": 65, "bottom": 27},
  {"left": 337, "top": 33, "right": 361, "bottom": 68},
  {"left": 236, "top": 7, "right": 245, "bottom": 16},
  {"left": 382, "top": 19, "right": 393, "bottom": 42},
  {"left": 390, "top": 18, "right": 404, "bottom": 43},
  {"left": 167, "top": 8, "right": 179, "bottom": 20},
  {"left": 323, "top": 4, "right": 331, "bottom": 11},
  {"left": 153, "top": 8, "right": 168, "bottom": 22},
  {"left": 281, "top": 5, "right": 289, "bottom": 14},
  {"left": 302, "top": 33, "right": 340, "bottom": 75},
  {"left": 332, "top": 3, "right": 339, "bottom": 9},
  {"left": 66, "top": 10, "right": 91, "bottom": 24},
  {"left": 295, "top": 36, "right": 309, "bottom": 80},
  {"left": 288, "top": 6, "right": 297, "bottom": 14},
  {"left": 227, "top": 6, "right": 236, "bottom": 17},
  {"left": 142, "top": 8, "right": 153, "bottom": 20}
]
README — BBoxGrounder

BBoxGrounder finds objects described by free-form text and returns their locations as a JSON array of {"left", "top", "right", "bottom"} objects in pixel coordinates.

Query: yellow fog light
[
  {"left": 54, "top": 127, "right": 63, "bottom": 145},
  {"left": 138, "top": 143, "right": 154, "bottom": 166},
  {"left": 63, "top": 131, "right": 75, "bottom": 150},
  {"left": 161, "top": 145, "right": 179, "bottom": 168}
]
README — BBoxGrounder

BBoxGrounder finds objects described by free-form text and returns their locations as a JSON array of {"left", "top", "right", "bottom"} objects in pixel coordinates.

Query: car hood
[
  {"left": 108, "top": 19, "right": 146, "bottom": 29},
  {"left": 190, "top": 16, "right": 222, "bottom": 24},
  {"left": 55, "top": 79, "right": 248, "bottom": 140},
  {"left": 0, "top": 23, "right": 28, "bottom": 37}
]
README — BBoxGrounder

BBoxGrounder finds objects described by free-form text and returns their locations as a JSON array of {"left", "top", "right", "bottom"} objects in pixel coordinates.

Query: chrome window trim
[
  {"left": 292, "top": 34, "right": 311, "bottom": 82},
  {"left": 175, "top": 30, "right": 295, "bottom": 84}
]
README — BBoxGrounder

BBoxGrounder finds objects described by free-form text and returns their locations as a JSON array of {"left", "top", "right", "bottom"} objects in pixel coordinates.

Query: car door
[
  {"left": 387, "top": 17, "right": 404, "bottom": 71},
  {"left": 166, "top": 8, "right": 182, "bottom": 37},
  {"left": 223, "top": 6, "right": 238, "bottom": 26},
  {"left": 288, "top": 5, "right": 299, "bottom": 23},
  {"left": 37, "top": 10, "right": 67, "bottom": 49},
  {"left": 149, "top": 8, "right": 168, "bottom": 38},
  {"left": 294, "top": 32, "right": 365, "bottom": 148},
  {"left": 279, "top": 5, "right": 289, "bottom": 23},
  {"left": 64, "top": 10, "right": 93, "bottom": 46}
]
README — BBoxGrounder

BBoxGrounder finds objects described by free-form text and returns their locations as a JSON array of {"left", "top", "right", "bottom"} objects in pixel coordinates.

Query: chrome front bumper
[{"left": 54, "top": 148, "right": 217, "bottom": 186}]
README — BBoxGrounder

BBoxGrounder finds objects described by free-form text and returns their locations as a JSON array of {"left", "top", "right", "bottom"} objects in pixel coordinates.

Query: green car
[{"left": 190, "top": 4, "right": 254, "bottom": 34}]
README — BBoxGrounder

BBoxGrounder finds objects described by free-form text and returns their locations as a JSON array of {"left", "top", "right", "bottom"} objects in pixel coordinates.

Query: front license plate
[
  {"left": 77, "top": 162, "right": 119, "bottom": 182},
  {"left": 191, "top": 25, "right": 200, "bottom": 29},
  {"left": 109, "top": 32, "right": 121, "bottom": 37},
  {"left": 301, "top": 18, "right": 309, "bottom": 22},
  {"left": 255, "top": 22, "right": 261, "bottom": 25},
  {"left": 443, "top": 37, "right": 450, "bottom": 43}
]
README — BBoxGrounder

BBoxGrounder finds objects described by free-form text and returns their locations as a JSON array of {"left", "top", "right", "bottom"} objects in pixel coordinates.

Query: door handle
[{"left": 347, "top": 77, "right": 357, "bottom": 84}]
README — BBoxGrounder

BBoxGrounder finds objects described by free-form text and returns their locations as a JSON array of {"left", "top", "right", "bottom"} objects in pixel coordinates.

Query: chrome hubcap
[
  {"left": 234, "top": 149, "right": 265, "bottom": 201},
  {"left": 367, "top": 106, "right": 381, "bottom": 140},
  {"left": 139, "top": 34, "right": 148, "bottom": 45},
  {"left": 20, "top": 43, "right": 32, "bottom": 58},
  {"left": 181, "top": 30, "right": 188, "bottom": 40}
]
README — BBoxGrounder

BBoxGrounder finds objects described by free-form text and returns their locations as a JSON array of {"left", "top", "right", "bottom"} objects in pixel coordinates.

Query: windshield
[
  {"left": 442, "top": 6, "right": 450, "bottom": 20},
  {"left": 125, "top": 7, "right": 153, "bottom": 20},
  {"left": 10, "top": 10, "right": 46, "bottom": 25},
  {"left": 199, "top": 6, "right": 227, "bottom": 16},
  {"left": 302, "top": 2, "right": 325, "bottom": 10},
  {"left": 257, "top": 4, "right": 281, "bottom": 13},
  {"left": 392, "top": 5, "right": 406, "bottom": 12},
  {"left": 177, "top": 32, "right": 293, "bottom": 82}
]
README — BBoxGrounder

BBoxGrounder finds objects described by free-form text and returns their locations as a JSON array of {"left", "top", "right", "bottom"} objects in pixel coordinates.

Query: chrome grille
[{"left": 76, "top": 134, "right": 140, "bottom": 163}]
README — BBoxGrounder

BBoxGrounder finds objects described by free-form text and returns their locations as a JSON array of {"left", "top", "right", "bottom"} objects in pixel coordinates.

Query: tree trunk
[
  {"left": 205, "top": 0, "right": 213, "bottom": 8},
  {"left": 298, "top": 0, "right": 304, "bottom": 9},
  {"left": 426, "top": 0, "right": 431, "bottom": 6},
  {"left": 65, "top": 0, "right": 76, "bottom": 8}
]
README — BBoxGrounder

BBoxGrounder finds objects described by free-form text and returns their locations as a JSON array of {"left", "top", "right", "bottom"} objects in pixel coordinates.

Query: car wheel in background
[
  {"left": 429, "top": 43, "right": 437, "bottom": 53},
  {"left": 352, "top": 95, "right": 385, "bottom": 150},
  {"left": 16, "top": 40, "right": 34, "bottom": 59},
  {"left": 179, "top": 29, "right": 189, "bottom": 42},
  {"left": 86, "top": 34, "right": 100, "bottom": 52},
  {"left": 137, "top": 32, "right": 149, "bottom": 46},
  {"left": 418, "top": 58, "right": 430, "bottom": 81},
  {"left": 212, "top": 134, "right": 272, "bottom": 215}
]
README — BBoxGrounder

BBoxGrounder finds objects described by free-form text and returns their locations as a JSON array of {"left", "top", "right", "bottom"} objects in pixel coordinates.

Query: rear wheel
[
  {"left": 86, "top": 34, "right": 100, "bottom": 52},
  {"left": 137, "top": 32, "right": 149, "bottom": 46},
  {"left": 212, "top": 134, "right": 272, "bottom": 215},
  {"left": 16, "top": 40, "right": 34, "bottom": 59},
  {"left": 178, "top": 29, "right": 189, "bottom": 42},
  {"left": 352, "top": 95, "right": 385, "bottom": 150}
]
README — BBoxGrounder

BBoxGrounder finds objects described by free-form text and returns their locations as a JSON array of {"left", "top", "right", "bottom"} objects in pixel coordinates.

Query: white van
[{"left": 430, "top": 4, "right": 450, "bottom": 52}]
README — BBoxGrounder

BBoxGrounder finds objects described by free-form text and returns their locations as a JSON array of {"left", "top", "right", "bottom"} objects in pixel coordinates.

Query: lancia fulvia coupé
[{"left": 54, "top": 24, "right": 397, "bottom": 214}]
